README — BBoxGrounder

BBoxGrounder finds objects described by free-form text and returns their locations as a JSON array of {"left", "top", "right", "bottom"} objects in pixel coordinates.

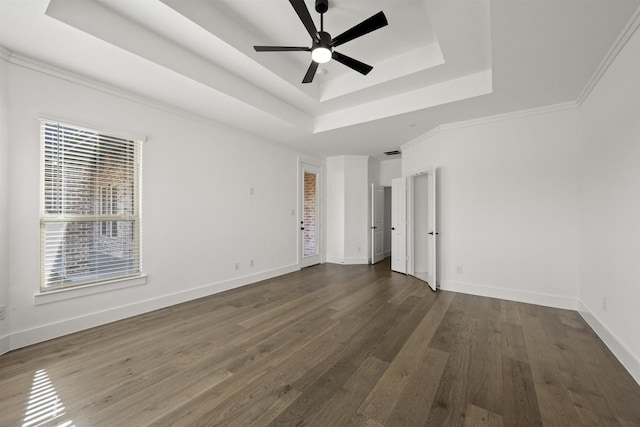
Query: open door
[
  {"left": 427, "top": 168, "right": 438, "bottom": 290},
  {"left": 300, "top": 163, "right": 321, "bottom": 268},
  {"left": 391, "top": 177, "right": 406, "bottom": 273},
  {"left": 371, "top": 184, "right": 385, "bottom": 264},
  {"left": 407, "top": 168, "right": 438, "bottom": 291}
]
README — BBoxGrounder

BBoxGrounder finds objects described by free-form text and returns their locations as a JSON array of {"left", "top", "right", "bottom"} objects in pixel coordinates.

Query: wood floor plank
[
  {"left": 1, "top": 259, "right": 639, "bottom": 427},
  {"left": 502, "top": 356, "right": 543, "bottom": 427},
  {"left": 500, "top": 299, "right": 522, "bottom": 325},
  {"left": 384, "top": 347, "right": 449, "bottom": 427},
  {"left": 306, "top": 355, "right": 389, "bottom": 427},
  {"left": 268, "top": 299, "right": 417, "bottom": 427},
  {"left": 356, "top": 291, "right": 456, "bottom": 425},
  {"left": 464, "top": 404, "right": 504, "bottom": 427},
  {"left": 466, "top": 298, "right": 503, "bottom": 416},
  {"left": 518, "top": 305, "right": 582, "bottom": 427}
]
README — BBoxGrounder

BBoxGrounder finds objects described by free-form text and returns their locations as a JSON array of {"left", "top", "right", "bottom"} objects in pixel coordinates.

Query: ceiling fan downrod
[{"left": 316, "top": 0, "right": 327, "bottom": 31}]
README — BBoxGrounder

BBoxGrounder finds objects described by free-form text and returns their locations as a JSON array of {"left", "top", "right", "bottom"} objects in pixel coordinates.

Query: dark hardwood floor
[{"left": 1, "top": 259, "right": 639, "bottom": 426}]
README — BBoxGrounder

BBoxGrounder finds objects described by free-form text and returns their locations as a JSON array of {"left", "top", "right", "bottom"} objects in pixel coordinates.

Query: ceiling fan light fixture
[{"left": 311, "top": 46, "right": 332, "bottom": 63}]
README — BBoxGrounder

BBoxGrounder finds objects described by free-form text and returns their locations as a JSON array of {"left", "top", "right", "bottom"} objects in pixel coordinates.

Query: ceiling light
[{"left": 312, "top": 47, "right": 332, "bottom": 63}]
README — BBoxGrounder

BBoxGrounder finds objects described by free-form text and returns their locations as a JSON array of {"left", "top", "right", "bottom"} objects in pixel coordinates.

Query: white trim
[
  {"left": 34, "top": 275, "right": 148, "bottom": 305},
  {"left": 0, "top": 45, "right": 11, "bottom": 61},
  {"left": 325, "top": 257, "right": 369, "bottom": 265},
  {"left": 6, "top": 50, "right": 311, "bottom": 159},
  {"left": 578, "top": 300, "right": 640, "bottom": 385},
  {"left": 298, "top": 160, "right": 323, "bottom": 268},
  {"left": 440, "top": 280, "right": 578, "bottom": 310},
  {"left": 401, "top": 102, "right": 578, "bottom": 152},
  {"left": 10, "top": 263, "right": 299, "bottom": 350},
  {"left": 398, "top": 5, "right": 640, "bottom": 152},
  {"left": 577, "top": 4, "right": 640, "bottom": 106},
  {"left": 38, "top": 114, "right": 147, "bottom": 143},
  {"left": 0, "top": 334, "right": 9, "bottom": 356}
]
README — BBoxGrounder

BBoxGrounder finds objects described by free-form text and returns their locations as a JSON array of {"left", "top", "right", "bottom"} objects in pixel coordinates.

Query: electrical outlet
[
  {"left": 0, "top": 305, "right": 5, "bottom": 321},
  {"left": 249, "top": 187, "right": 255, "bottom": 195},
  {"left": 234, "top": 262, "right": 240, "bottom": 271},
  {"left": 456, "top": 265, "right": 463, "bottom": 274},
  {"left": 357, "top": 246, "right": 361, "bottom": 253},
  {"left": 250, "top": 259, "right": 255, "bottom": 268}
]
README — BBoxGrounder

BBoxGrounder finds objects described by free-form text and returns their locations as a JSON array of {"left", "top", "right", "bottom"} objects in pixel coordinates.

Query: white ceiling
[{"left": 0, "top": 0, "right": 639, "bottom": 158}]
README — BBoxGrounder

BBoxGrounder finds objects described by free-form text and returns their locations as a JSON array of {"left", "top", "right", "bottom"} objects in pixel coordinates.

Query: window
[
  {"left": 99, "top": 184, "right": 118, "bottom": 238},
  {"left": 41, "top": 120, "right": 142, "bottom": 291}
]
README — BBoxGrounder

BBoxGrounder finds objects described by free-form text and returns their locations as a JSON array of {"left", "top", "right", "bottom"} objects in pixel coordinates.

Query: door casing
[{"left": 299, "top": 162, "right": 322, "bottom": 268}]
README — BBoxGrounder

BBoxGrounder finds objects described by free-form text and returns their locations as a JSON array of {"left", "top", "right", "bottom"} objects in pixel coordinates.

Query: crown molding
[
  {"left": 577, "top": 4, "right": 640, "bottom": 106},
  {"left": 401, "top": 101, "right": 578, "bottom": 151},
  {"left": 401, "top": 4, "right": 640, "bottom": 153},
  {"left": 6, "top": 51, "right": 308, "bottom": 158},
  {"left": 0, "top": 45, "right": 12, "bottom": 62}
]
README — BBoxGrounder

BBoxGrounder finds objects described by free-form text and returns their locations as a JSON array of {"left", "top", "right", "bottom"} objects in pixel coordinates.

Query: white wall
[
  {"left": 325, "top": 155, "right": 369, "bottom": 264},
  {"left": 578, "top": 24, "right": 640, "bottom": 382},
  {"left": 0, "top": 54, "right": 10, "bottom": 352},
  {"left": 326, "top": 156, "right": 345, "bottom": 262},
  {"left": 403, "top": 107, "right": 582, "bottom": 309},
  {"left": 379, "top": 158, "right": 402, "bottom": 186},
  {"left": 344, "top": 156, "right": 369, "bottom": 263},
  {"left": 5, "top": 62, "right": 305, "bottom": 350}
]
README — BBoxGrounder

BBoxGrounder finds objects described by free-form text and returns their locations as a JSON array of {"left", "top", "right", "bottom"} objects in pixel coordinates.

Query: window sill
[{"left": 34, "top": 275, "right": 148, "bottom": 305}]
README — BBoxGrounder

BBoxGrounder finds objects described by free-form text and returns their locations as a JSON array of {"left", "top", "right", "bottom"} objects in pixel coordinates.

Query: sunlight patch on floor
[{"left": 22, "top": 369, "right": 75, "bottom": 427}]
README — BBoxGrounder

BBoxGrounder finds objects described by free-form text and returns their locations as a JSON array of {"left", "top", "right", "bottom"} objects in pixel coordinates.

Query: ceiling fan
[{"left": 254, "top": 0, "right": 388, "bottom": 84}]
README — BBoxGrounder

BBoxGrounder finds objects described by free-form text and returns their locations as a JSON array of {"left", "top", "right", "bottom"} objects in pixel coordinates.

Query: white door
[
  {"left": 391, "top": 177, "right": 406, "bottom": 273},
  {"left": 300, "top": 163, "right": 321, "bottom": 268},
  {"left": 410, "top": 173, "right": 430, "bottom": 284},
  {"left": 371, "top": 184, "right": 385, "bottom": 264},
  {"left": 427, "top": 167, "right": 438, "bottom": 290}
]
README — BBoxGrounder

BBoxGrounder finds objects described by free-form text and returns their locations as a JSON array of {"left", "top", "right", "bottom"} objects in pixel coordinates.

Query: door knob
[{"left": 391, "top": 227, "right": 396, "bottom": 230}]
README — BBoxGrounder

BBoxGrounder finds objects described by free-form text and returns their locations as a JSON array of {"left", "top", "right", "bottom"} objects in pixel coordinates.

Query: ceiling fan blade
[
  {"left": 254, "top": 46, "right": 310, "bottom": 52},
  {"left": 302, "top": 61, "right": 319, "bottom": 84},
  {"left": 332, "top": 51, "right": 373, "bottom": 75},
  {"left": 330, "top": 11, "right": 388, "bottom": 48},
  {"left": 289, "top": 0, "right": 319, "bottom": 41}
]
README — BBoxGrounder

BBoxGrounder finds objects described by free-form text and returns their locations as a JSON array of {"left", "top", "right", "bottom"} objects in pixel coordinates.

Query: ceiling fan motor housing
[
  {"left": 315, "top": 31, "right": 332, "bottom": 48},
  {"left": 315, "top": 0, "right": 328, "bottom": 14}
]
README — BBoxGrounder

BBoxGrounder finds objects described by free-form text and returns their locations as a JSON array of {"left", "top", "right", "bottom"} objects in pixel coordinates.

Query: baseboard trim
[
  {"left": 326, "top": 257, "right": 369, "bottom": 265},
  {"left": 0, "top": 334, "right": 9, "bottom": 356},
  {"left": 8, "top": 263, "right": 299, "bottom": 351},
  {"left": 578, "top": 300, "right": 640, "bottom": 385},
  {"left": 384, "top": 250, "right": 391, "bottom": 258},
  {"left": 440, "top": 280, "right": 578, "bottom": 310}
]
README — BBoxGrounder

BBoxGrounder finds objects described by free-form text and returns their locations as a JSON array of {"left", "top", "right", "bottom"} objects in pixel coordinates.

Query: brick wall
[{"left": 303, "top": 172, "right": 317, "bottom": 257}]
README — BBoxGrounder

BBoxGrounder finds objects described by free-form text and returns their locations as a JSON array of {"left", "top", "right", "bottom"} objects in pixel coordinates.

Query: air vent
[{"left": 384, "top": 150, "right": 401, "bottom": 156}]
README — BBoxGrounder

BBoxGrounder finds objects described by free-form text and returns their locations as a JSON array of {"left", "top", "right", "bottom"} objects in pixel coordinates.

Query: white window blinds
[{"left": 40, "top": 120, "right": 142, "bottom": 291}]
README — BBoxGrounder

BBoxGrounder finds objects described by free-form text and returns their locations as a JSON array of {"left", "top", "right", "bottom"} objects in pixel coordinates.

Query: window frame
[{"left": 39, "top": 118, "right": 144, "bottom": 292}]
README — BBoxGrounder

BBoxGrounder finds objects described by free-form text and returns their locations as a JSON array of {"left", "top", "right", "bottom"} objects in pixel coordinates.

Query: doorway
[
  {"left": 407, "top": 168, "right": 437, "bottom": 291},
  {"left": 371, "top": 184, "right": 385, "bottom": 264},
  {"left": 410, "top": 173, "right": 430, "bottom": 283},
  {"left": 391, "top": 168, "right": 438, "bottom": 291},
  {"left": 370, "top": 185, "right": 393, "bottom": 265},
  {"left": 300, "top": 163, "right": 321, "bottom": 268}
]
